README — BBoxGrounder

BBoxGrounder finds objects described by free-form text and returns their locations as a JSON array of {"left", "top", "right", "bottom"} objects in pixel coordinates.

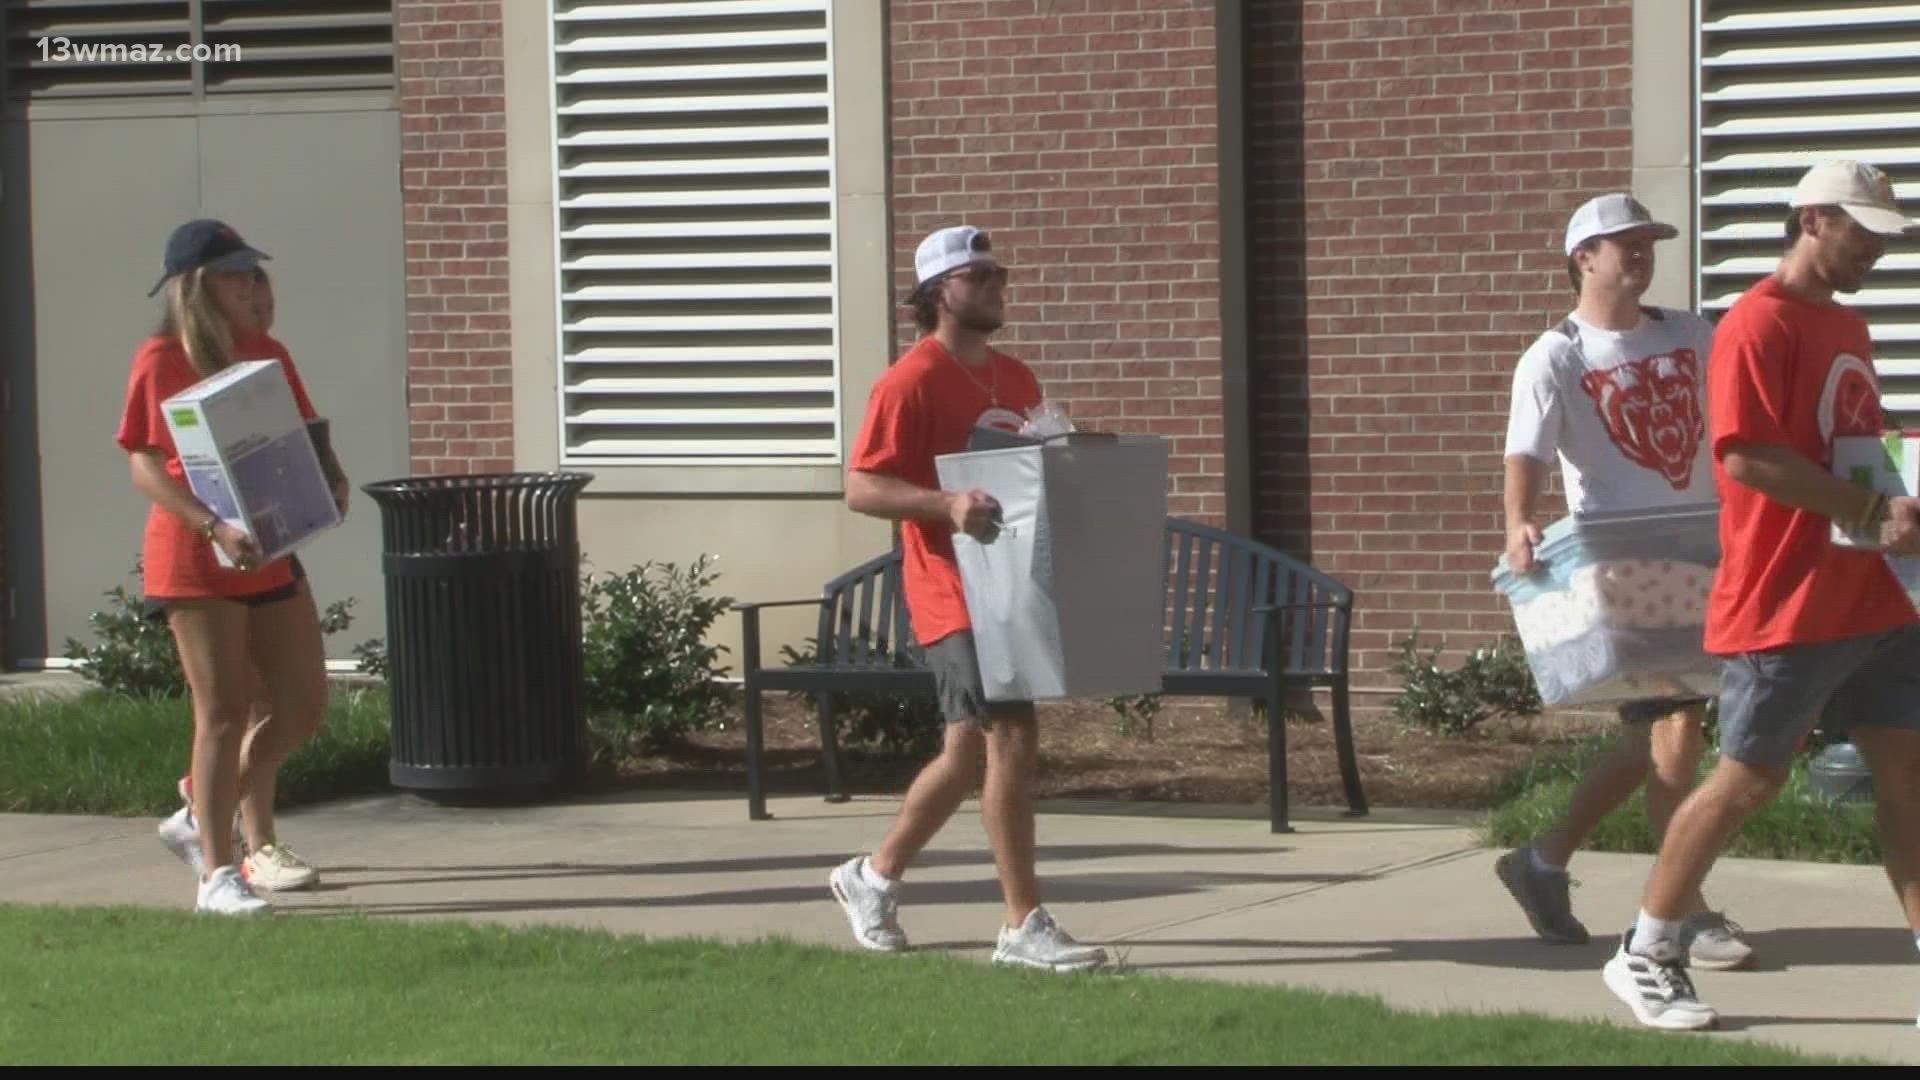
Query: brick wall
[
  {"left": 1260, "top": 0, "right": 1634, "bottom": 691},
  {"left": 887, "top": 0, "right": 1228, "bottom": 522},
  {"left": 396, "top": 0, "right": 513, "bottom": 475}
]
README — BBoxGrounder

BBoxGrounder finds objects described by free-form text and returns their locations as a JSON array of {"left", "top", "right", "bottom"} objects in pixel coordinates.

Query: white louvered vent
[
  {"left": 2, "top": 0, "right": 392, "bottom": 99},
  {"left": 551, "top": 0, "right": 841, "bottom": 464},
  {"left": 1697, "top": 0, "right": 1920, "bottom": 419}
]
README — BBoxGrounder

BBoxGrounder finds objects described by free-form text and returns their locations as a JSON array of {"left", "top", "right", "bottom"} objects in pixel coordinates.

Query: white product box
[{"left": 162, "top": 359, "right": 342, "bottom": 567}]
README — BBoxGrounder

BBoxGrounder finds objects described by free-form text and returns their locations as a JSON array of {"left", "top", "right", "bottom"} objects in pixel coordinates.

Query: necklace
[{"left": 949, "top": 350, "right": 998, "bottom": 407}]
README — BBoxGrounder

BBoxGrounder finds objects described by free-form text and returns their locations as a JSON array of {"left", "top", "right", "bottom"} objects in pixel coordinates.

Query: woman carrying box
[
  {"left": 158, "top": 264, "right": 343, "bottom": 897},
  {"left": 116, "top": 220, "right": 343, "bottom": 915}
]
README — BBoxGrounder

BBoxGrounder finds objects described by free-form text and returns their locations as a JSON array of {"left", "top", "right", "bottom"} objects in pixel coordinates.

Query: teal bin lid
[{"left": 1491, "top": 502, "right": 1722, "bottom": 604}]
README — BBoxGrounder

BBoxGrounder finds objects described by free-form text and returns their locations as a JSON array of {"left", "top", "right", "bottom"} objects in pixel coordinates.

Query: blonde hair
[{"left": 157, "top": 268, "right": 236, "bottom": 379}]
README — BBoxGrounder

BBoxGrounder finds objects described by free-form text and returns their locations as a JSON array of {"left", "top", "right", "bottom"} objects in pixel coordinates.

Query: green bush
[
  {"left": 1109, "top": 693, "right": 1164, "bottom": 741},
  {"left": 581, "top": 555, "right": 735, "bottom": 757},
  {"left": 61, "top": 562, "right": 379, "bottom": 699},
  {"left": 1389, "top": 632, "right": 1543, "bottom": 736}
]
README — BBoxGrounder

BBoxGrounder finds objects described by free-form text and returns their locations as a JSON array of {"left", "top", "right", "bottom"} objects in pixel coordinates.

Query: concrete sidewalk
[{"left": 2, "top": 791, "right": 1915, "bottom": 1064}]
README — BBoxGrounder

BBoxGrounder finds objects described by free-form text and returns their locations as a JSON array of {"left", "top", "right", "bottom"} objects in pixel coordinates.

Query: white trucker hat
[
  {"left": 1564, "top": 193, "right": 1678, "bottom": 256},
  {"left": 913, "top": 225, "right": 1000, "bottom": 290}
]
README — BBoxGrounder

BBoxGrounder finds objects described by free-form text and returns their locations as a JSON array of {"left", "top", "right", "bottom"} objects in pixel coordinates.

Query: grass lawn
[
  {"left": 0, "top": 687, "right": 391, "bottom": 817},
  {"left": 0, "top": 904, "right": 1863, "bottom": 1065}
]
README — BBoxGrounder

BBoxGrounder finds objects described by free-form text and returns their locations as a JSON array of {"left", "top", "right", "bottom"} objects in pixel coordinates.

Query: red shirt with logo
[
  {"left": 848, "top": 337, "right": 1042, "bottom": 647},
  {"left": 115, "top": 331, "right": 318, "bottom": 600},
  {"left": 1705, "top": 275, "right": 1915, "bottom": 654}
]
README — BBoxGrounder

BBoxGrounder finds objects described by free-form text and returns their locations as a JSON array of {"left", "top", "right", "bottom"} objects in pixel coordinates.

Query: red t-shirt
[
  {"left": 847, "top": 337, "right": 1043, "bottom": 647},
  {"left": 115, "top": 332, "right": 319, "bottom": 600},
  {"left": 1704, "top": 275, "right": 1916, "bottom": 654}
]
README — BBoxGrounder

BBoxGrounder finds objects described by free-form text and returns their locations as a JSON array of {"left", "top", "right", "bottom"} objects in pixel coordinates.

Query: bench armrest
[{"left": 731, "top": 597, "right": 829, "bottom": 613}]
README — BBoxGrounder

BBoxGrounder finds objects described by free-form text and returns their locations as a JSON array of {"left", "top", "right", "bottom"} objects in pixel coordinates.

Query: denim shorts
[
  {"left": 924, "top": 631, "right": 1031, "bottom": 729},
  {"left": 1718, "top": 623, "right": 1920, "bottom": 768}
]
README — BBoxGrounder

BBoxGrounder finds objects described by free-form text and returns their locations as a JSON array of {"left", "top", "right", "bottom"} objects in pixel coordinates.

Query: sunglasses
[{"left": 946, "top": 264, "right": 1008, "bottom": 287}]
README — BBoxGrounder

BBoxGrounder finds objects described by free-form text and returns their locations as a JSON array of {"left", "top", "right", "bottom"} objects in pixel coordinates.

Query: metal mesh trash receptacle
[{"left": 362, "top": 471, "right": 594, "bottom": 801}]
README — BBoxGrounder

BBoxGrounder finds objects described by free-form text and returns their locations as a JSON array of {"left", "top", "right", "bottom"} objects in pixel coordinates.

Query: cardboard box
[
  {"left": 1490, "top": 503, "right": 1722, "bottom": 707},
  {"left": 162, "top": 359, "right": 342, "bottom": 567},
  {"left": 934, "top": 433, "right": 1169, "bottom": 701}
]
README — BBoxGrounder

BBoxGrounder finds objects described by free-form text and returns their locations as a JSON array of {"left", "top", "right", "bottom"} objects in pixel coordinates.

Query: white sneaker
[
  {"left": 1602, "top": 929, "right": 1717, "bottom": 1031},
  {"left": 196, "top": 865, "right": 271, "bottom": 916},
  {"left": 242, "top": 844, "right": 319, "bottom": 892},
  {"left": 1681, "top": 911, "right": 1755, "bottom": 971},
  {"left": 828, "top": 855, "right": 907, "bottom": 952},
  {"left": 992, "top": 906, "right": 1108, "bottom": 973},
  {"left": 158, "top": 806, "right": 205, "bottom": 879}
]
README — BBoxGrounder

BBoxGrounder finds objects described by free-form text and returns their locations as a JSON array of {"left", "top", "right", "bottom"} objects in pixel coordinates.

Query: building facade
[{"left": 5, "top": 1, "right": 1915, "bottom": 716}]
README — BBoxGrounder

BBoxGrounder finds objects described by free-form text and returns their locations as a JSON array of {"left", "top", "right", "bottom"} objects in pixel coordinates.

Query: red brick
[
  {"left": 396, "top": 0, "right": 512, "bottom": 475},
  {"left": 1241, "top": 0, "right": 1638, "bottom": 692}
]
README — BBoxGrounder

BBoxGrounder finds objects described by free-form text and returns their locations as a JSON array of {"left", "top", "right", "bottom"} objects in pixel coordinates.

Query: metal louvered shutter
[
  {"left": 2, "top": 0, "right": 392, "bottom": 101},
  {"left": 3, "top": 0, "right": 194, "bottom": 98},
  {"left": 551, "top": 0, "right": 841, "bottom": 464},
  {"left": 1696, "top": 0, "right": 1920, "bottom": 418},
  {"left": 200, "top": 0, "right": 393, "bottom": 95}
]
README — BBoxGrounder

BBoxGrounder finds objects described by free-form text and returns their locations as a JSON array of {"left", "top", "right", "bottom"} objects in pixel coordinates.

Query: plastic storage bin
[{"left": 1491, "top": 503, "right": 1722, "bottom": 707}]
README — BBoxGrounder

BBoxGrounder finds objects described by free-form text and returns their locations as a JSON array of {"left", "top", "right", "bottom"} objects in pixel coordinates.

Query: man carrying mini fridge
[{"left": 825, "top": 225, "right": 1108, "bottom": 973}]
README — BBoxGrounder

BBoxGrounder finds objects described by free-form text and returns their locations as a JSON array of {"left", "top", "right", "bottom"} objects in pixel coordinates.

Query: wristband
[{"left": 1857, "top": 492, "right": 1889, "bottom": 535}]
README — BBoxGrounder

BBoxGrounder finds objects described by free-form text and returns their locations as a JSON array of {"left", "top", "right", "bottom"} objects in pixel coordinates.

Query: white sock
[
  {"left": 860, "top": 856, "right": 897, "bottom": 892},
  {"left": 1912, "top": 931, "right": 1919, "bottom": 956},
  {"left": 1632, "top": 909, "right": 1682, "bottom": 954},
  {"left": 1528, "top": 847, "right": 1565, "bottom": 875}
]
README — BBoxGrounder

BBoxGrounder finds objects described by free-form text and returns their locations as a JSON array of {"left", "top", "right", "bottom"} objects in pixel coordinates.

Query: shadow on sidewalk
[
  {"left": 310, "top": 841, "right": 1297, "bottom": 888},
  {"left": 289, "top": 866, "right": 1379, "bottom": 917},
  {"left": 1113, "top": 926, "right": 1920, "bottom": 973}
]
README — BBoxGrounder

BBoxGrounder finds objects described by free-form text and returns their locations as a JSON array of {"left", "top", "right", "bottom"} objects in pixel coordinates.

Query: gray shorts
[
  {"left": 924, "top": 631, "right": 1030, "bottom": 729},
  {"left": 1718, "top": 623, "right": 1920, "bottom": 768}
]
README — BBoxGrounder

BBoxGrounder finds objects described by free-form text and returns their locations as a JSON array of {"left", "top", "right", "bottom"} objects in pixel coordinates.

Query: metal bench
[{"left": 733, "top": 516, "right": 1367, "bottom": 833}]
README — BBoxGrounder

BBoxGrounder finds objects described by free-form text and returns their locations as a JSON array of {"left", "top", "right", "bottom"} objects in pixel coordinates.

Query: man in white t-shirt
[{"left": 1494, "top": 193, "right": 1755, "bottom": 970}]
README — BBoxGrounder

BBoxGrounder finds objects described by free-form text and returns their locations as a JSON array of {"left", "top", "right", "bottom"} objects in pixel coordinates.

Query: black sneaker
[{"left": 1494, "top": 846, "right": 1590, "bottom": 944}]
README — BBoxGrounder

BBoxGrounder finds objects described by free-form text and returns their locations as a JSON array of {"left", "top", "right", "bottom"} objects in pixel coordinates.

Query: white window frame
[{"left": 545, "top": 0, "right": 845, "bottom": 471}]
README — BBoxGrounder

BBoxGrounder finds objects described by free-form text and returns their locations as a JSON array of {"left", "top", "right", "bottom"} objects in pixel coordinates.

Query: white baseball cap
[
  {"left": 1790, "top": 160, "right": 1916, "bottom": 236},
  {"left": 1563, "top": 193, "right": 1678, "bottom": 256},
  {"left": 914, "top": 225, "right": 1000, "bottom": 290}
]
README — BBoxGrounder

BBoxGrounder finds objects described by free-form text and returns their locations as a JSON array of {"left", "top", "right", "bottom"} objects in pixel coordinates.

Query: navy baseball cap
[{"left": 147, "top": 219, "right": 271, "bottom": 297}]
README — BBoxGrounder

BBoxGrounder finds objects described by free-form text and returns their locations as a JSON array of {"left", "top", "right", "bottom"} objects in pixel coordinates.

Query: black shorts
[{"left": 143, "top": 555, "right": 307, "bottom": 622}]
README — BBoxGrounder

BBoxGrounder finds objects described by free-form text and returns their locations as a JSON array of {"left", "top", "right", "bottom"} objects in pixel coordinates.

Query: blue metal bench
[{"left": 733, "top": 516, "right": 1367, "bottom": 833}]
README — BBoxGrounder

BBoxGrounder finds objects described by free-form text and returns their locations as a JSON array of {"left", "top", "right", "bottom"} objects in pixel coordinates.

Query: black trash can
[{"left": 361, "top": 471, "right": 594, "bottom": 803}]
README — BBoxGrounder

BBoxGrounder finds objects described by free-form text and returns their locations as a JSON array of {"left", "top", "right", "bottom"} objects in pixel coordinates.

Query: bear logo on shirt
[{"left": 1580, "top": 348, "right": 1705, "bottom": 489}]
